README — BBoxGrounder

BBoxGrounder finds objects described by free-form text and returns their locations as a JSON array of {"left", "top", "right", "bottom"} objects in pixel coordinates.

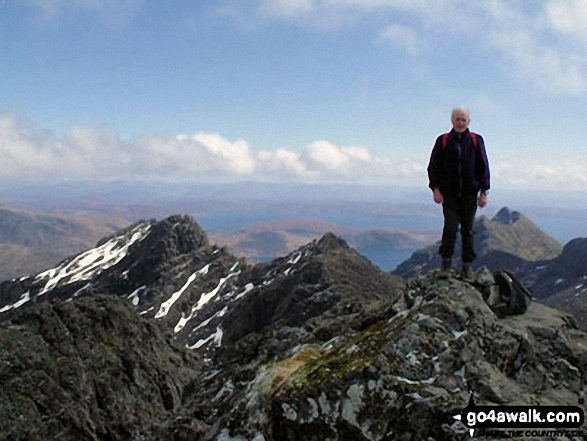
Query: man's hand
[
  {"left": 478, "top": 192, "right": 488, "bottom": 208},
  {"left": 433, "top": 188, "right": 443, "bottom": 204}
]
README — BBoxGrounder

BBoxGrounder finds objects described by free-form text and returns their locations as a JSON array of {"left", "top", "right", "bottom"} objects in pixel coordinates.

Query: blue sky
[{"left": 1, "top": 0, "right": 587, "bottom": 191}]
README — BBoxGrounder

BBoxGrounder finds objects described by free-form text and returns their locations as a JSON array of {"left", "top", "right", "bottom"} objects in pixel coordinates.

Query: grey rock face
[{"left": 0, "top": 295, "right": 202, "bottom": 441}]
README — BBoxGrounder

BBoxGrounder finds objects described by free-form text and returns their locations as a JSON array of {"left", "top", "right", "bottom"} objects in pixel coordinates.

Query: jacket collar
[{"left": 450, "top": 128, "right": 470, "bottom": 137}]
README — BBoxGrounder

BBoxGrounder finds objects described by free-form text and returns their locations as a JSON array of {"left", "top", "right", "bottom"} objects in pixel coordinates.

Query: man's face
[{"left": 451, "top": 111, "right": 470, "bottom": 133}]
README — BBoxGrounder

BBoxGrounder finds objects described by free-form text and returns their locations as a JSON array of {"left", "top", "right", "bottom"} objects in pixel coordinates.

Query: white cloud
[
  {"left": 303, "top": 140, "right": 354, "bottom": 172},
  {"left": 256, "top": 148, "right": 309, "bottom": 177},
  {"left": 190, "top": 132, "right": 256, "bottom": 175},
  {"left": 0, "top": 114, "right": 256, "bottom": 180},
  {"left": 545, "top": 0, "right": 587, "bottom": 40},
  {"left": 0, "top": 113, "right": 423, "bottom": 185},
  {"left": 259, "top": 0, "right": 314, "bottom": 19},
  {"left": 133, "top": 132, "right": 256, "bottom": 178},
  {"left": 487, "top": 26, "right": 587, "bottom": 95},
  {"left": 248, "top": 0, "right": 587, "bottom": 95},
  {"left": 440, "top": 1, "right": 587, "bottom": 95},
  {"left": 260, "top": 0, "right": 431, "bottom": 14},
  {"left": 466, "top": 94, "right": 508, "bottom": 118},
  {"left": 2, "top": 113, "right": 585, "bottom": 190},
  {"left": 493, "top": 160, "right": 587, "bottom": 190},
  {"left": 379, "top": 23, "right": 422, "bottom": 55}
]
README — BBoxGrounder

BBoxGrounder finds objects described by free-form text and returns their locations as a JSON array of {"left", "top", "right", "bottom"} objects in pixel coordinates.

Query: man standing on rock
[{"left": 427, "top": 107, "right": 490, "bottom": 280}]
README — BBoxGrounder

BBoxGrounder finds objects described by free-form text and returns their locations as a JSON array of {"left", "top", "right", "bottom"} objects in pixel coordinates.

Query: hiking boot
[
  {"left": 462, "top": 262, "right": 475, "bottom": 282},
  {"left": 439, "top": 258, "right": 452, "bottom": 279}
]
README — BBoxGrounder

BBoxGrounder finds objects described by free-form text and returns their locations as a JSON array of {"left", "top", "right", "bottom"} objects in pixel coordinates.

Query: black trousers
[{"left": 439, "top": 194, "right": 478, "bottom": 263}]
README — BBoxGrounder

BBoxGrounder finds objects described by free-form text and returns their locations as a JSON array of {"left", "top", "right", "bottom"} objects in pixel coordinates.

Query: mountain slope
[
  {"left": 475, "top": 207, "right": 562, "bottom": 260},
  {"left": 1, "top": 214, "right": 586, "bottom": 440},
  {"left": 0, "top": 215, "right": 403, "bottom": 353},
  {"left": 520, "top": 237, "right": 587, "bottom": 331},
  {"left": 393, "top": 207, "right": 562, "bottom": 279},
  {"left": 0, "top": 208, "right": 128, "bottom": 281}
]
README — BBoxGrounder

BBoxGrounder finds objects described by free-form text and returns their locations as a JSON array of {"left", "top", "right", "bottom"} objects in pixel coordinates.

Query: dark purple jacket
[{"left": 427, "top": 129, "right": 490, "bottom": 197}]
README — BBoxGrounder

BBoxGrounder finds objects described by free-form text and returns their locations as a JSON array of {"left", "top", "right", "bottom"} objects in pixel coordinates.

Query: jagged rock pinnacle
[
  {"left": 491, "top": 206, "right": 521, "bottom": 224},
  {"left": 316, "top": 232, "right": 349, "bottom": 253}
]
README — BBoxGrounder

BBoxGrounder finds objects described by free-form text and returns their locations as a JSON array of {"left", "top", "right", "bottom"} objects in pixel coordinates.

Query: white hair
[{"left": 451, "top": 107, "right": 471, "bottom": 120}]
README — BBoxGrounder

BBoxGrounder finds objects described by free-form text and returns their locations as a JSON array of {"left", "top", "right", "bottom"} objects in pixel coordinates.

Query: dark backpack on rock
[{"left": 492, "top": 269, "right": 533, "bottom": 316}]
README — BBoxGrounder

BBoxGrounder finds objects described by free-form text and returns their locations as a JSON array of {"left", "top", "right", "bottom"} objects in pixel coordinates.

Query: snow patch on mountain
[
  {"left": 155, "top": 264, "right": 210, "bottom": 319},
  {"left": 36, "top": 224, "right": 151, "bottom": 296}
]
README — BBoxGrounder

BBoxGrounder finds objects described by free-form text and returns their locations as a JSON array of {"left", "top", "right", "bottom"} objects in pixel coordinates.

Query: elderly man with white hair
[{"left": 427, "top": 107, "right": 490, "bottom": 280}]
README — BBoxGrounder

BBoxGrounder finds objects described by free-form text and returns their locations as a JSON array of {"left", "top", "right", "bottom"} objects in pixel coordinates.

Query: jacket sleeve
[
  {"left": 427, "top": 136, "right": 443, "bottom": 190},
  {"left": 476, "top": 135, "right": 490, "bottom": 191}
]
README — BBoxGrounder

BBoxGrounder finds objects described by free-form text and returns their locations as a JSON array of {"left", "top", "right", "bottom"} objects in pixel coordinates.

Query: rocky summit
[
  {"left": 0, "top": 215, "right": 586, "bottom": 440},
  {"left": 171, "top": 271, "right": 587, "bottom": 440}
]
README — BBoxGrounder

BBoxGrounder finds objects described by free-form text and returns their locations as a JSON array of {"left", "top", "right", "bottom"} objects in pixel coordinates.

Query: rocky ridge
[
  {"left": 168, "top": 270, "right": 587, "bottom": 440},
  {"left": 1, "top": 214, "right": 586, "bottom": 440},
  {"left": 393, "top": 207, "right": 563, "bottom": 279},
  {"left": 0, "top": 215, "right": 402, "bottom": 354}
]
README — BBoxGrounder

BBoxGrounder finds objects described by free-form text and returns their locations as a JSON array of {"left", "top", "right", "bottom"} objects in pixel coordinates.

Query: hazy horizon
[{"left": 1, "top": 180, "right": 585, "bottom": 247}]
